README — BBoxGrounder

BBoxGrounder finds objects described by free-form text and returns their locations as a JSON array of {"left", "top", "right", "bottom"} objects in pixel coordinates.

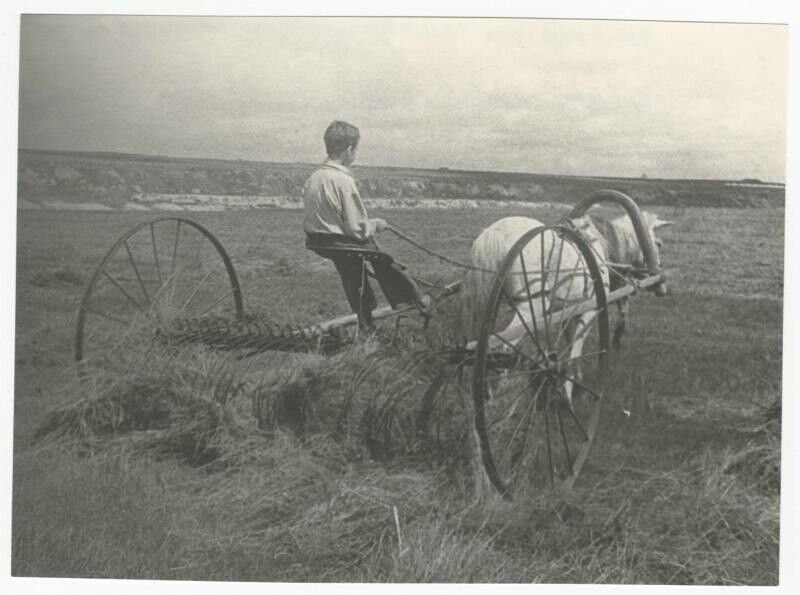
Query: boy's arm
[{"left": 339, "top": 183, "right": 379, "bottom": 240}]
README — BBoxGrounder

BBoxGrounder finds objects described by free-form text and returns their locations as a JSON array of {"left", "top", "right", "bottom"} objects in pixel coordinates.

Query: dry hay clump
[
  {"left": 251, "top": 336, "right": 472, "bottom": 467},
  {"left": 721, "top": 395, "right": 781, "bottom": 496},
  {"left": 37, "top": 334, "right": 473, "bottom": 472},
  {"left": 36, "top": 358, "right": 258, "bottom": 466},
  {"left": 184, "top": 448, "right": 444, "bottom": 580}
]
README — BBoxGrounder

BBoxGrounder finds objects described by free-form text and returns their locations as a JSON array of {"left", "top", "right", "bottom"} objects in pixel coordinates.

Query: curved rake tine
[
  {"left": 555, "top": 404, "right": 574, "bottom": 476},
  {"left": 416, "top": 370, "right": 447, "bottom": 436},
  {"left": 179, "top": 258, "right": 225, "bottom": 313},
  {"left": 85, "top": 307, "right": 129, "bottom": 326},
  {"left": 193, "top": 289, "right": 238, "bottom": 318},
  {"left": 543, "top": 386, "right": 554, "bottom": 485}
]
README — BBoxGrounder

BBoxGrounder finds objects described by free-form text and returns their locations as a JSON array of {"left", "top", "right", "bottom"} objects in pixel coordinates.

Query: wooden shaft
[
  {"left": 568, "top": 190, "right": 667, "bottom": 296},
  {"left": 313, "top": 279, "right": 463, "bottom": 333}
]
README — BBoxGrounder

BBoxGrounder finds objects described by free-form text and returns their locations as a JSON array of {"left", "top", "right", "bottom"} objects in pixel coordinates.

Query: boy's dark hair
[{"left": 324, "top": 120, "right": 360, "bottom": 156}]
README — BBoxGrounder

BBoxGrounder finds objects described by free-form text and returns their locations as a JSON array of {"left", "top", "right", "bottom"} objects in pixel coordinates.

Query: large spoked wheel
[
  {"left": 472, "top": 224, "right": 610, "bottom": 499},
  {"left": 76, "top": 217, "right": 244, "bottom": 375}
]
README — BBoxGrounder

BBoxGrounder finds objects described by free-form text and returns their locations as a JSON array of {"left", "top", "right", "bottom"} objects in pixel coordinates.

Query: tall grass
[
  {"left": 14, "top": 206, "right": 783, "bottom": 583},
  {"left": 18, "top": 317, "right": 780, "bottom": 584},
  {"left": 15, "top": 422, "right": 780, "bottom": 582}
]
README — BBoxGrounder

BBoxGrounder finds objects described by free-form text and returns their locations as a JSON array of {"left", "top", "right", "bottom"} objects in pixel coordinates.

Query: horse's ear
[{"left": 653, "top": 218, "right": 675, "bottom": 229}]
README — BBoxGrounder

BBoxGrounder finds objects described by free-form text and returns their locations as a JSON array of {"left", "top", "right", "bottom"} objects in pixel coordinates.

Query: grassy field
[{"left": 12, "top": 203, "right": 783, "bottom": 583}]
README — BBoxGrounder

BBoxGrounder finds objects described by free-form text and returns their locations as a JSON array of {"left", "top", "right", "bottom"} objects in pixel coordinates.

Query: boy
[{"left": 303, "top": 120, "right": 430, "bottom": 332}]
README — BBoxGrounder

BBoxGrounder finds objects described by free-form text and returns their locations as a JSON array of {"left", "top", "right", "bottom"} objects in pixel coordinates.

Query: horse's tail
[
  {"left": 459, "top": 265, "right": 493, "bottom": 339},
  {"left": 458, "top": 216, "right": 543, "bottom": 340},
  {"left": 458, "top": 242, "right": 504, "bottom": 339}
]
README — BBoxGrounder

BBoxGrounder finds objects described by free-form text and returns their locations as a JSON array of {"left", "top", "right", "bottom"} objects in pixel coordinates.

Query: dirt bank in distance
[{"left": 17, "top": 149, "right": 785, "bottom": 210}]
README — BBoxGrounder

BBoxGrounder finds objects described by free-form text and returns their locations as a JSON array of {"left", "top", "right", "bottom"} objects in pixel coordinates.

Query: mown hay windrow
[
  {"left": 36, "top": 370, "right": 258, "bottom": 465},
  {"left": 38, "top": 330, "right": 473, "bottom": 471},
  {"left": 169, "top": 438, "right": 447, "bottom": 581},
  {"left": 253, "top": 336, "right": 473, "bottom": 464}
]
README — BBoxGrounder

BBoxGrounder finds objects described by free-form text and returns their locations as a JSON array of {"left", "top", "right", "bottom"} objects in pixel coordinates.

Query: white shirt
[{"left": 302, "top": 160, "right": 377, "bottom": 240}]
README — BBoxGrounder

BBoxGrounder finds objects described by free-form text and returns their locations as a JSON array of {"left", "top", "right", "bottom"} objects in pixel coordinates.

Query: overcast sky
[{"left": 18, "top": 16, "right": 788, "bottom": 181}]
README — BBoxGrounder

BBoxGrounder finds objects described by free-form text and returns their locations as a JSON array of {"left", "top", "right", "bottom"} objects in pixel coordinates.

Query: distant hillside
[{"left": 17, "top": 149, "right": 784, "bottom": 210}]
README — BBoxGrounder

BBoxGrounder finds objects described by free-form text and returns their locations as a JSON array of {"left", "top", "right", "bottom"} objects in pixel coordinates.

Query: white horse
[{"left": 461, "top": 210, "right": 673, "bottom": 403}]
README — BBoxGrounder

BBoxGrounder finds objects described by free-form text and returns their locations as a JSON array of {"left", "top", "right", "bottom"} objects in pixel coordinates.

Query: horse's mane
[{"left": 579, "top": 213, "right": 644, "bottom": 269}]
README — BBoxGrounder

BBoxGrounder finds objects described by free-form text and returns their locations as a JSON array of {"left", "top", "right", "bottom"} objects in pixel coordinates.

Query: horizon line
[{"left": 17, "top": 146, "right": 787, "bottom": 187}]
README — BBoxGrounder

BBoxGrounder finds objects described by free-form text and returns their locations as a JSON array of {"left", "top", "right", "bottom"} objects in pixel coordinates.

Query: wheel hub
[{"left": 544, "top": 351, "right": 560, "bottom": 373}]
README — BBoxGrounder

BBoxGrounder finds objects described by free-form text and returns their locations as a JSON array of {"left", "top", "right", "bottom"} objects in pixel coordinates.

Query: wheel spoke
[
  {"left": 544, "top": 233, "right": 566, "bottom": 342},
  {"left": 553, "top": 254, "right": 584, "bottom": 347},
  {"left": 78, "top": 218, "right": 244, "bottom": 375},
  {"left": 554, "top": 385, "right": 591, "bottom": 442},
  {"left": 498, "top": 375, "right": 544, "bottom": 474},
  {"left": 171, "top": 219, "right": 182, "bottom": 276},
  {"left": 560, "top": 373, "right": 604, "bottom": 402},
  {"left": 501, "top": 289, "right": 547, "bottom": 361},
  {"left": 488, "top": 381, "right": 524, "bottom": 429},
  {"left": 489, "top": 332, "right": 539, "bottom": 367},
  {"left": 557, "top": 308, "right": 606, "bottom": 360},
  {"left": 560, "top": 349, "right": 607, "bottom": 366},
  {"left": 150, "top": 222, "right": 162, "bottom": 286},
  {"left": 473, "top": 224, "right": 609, "bottom": 498},
  {"left": 101, "top": 270, "right": 147, "bottom": 315},
  {"left": 518, "top": 252, "right": 545, "bottom": 354},
  {"left": 499, "top": 391, "right": 536, "bottom": 472},
  {"left": 539, "top": 232, "right": 552, "bottom": 349},
  {"left": 123, "top": 239, "right": 151, "bottom": 307},
  {"left": 509, "top": 376, "right": 548, "bottom": 485}
]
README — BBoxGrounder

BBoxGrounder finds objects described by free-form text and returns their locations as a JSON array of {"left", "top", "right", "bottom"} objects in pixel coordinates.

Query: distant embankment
[{"left": 17, "top": 149, "right": 785, "bottom": 210}]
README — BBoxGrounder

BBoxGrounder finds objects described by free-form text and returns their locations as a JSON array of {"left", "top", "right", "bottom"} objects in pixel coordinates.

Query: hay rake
[{"left": 75, "top": 190, "right": 667, "bottom": 499}]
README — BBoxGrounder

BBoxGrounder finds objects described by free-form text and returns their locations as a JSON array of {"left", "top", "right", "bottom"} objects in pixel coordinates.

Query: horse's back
[
  {"left": 470, "top": 216, "right": 545, "bottom": 269},
  {"left": 477, "top": 216, "right": 545, "bottom": 244}
]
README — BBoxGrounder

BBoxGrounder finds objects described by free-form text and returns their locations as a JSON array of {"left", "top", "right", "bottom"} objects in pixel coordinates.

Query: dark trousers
[{"left": 306, "top": 233, "right": 422, "bottom": 330}]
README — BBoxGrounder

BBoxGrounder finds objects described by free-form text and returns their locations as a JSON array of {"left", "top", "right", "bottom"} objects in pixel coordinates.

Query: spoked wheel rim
[
  {"left": 472, "top": 224, "right": 610, "bottom": 500},
  {"left": 75, "top": 217, "right": 244, "bottom": 376}
]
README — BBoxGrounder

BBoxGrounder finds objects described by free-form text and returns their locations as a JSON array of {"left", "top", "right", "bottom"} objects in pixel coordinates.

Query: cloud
[{"left": 18, "top": 16, "right": 788, "bottom": 181}]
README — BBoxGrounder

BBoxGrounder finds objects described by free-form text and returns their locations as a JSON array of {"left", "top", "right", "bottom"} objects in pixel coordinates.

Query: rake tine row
[
  {"left": 161, "top": 314, "right": 480, "bottom": 361},
  {"left": 161, "top": 315, "right": 348, "bottom": 355}
]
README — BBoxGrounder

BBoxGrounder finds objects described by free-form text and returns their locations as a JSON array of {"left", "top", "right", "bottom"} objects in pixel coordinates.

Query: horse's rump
[{"left": 459, "top": 217, "right": 595, "bottom": 338}]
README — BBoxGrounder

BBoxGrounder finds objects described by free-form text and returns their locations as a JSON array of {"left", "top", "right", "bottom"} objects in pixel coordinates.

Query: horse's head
[
  {"left": 587, "top": 211, "right": 674, "bottom": 270},
  {"left": 640, "top": 211, "right": 674, "bottom": 265}
]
